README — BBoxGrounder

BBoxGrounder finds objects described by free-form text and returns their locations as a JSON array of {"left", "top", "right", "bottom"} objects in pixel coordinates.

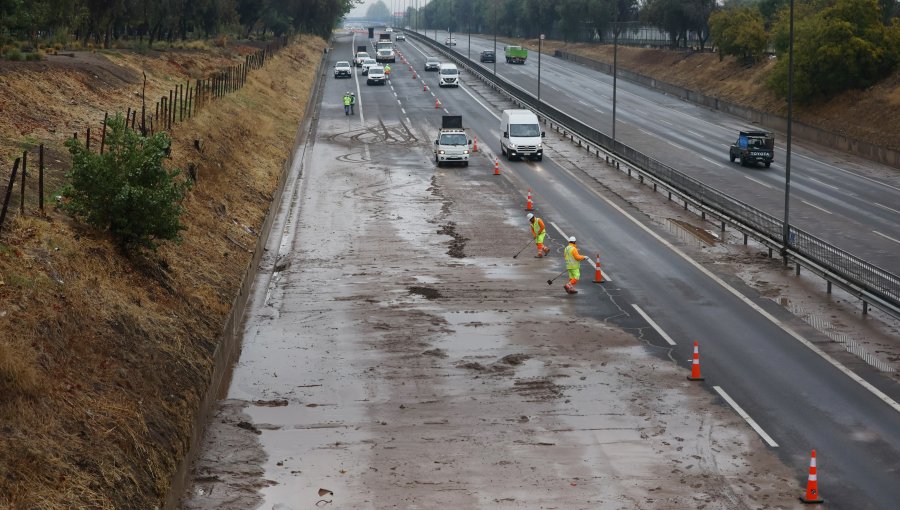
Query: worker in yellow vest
[
  {"left": 527, "top": 213, "right": 550, "bottom": 258},
  {"left": 563, "top": 236, "right": 587, "bottom": 294},
  {"left": 342, "top": 92, "right": 352, "bottom": 115}
]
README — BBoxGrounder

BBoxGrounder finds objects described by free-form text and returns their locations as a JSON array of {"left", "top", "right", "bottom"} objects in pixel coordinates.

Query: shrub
[
  {"left": 5, "top": 47, "right": 23, "bottom": 61},
  {"left": 25, "top": 52, "right": 43, "bottom": 61},
  {"left": 59, "top": 114, "right": 193, "bottom": 251}
]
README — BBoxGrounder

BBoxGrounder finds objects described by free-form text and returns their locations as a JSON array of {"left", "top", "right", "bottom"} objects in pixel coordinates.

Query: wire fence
[{"left": 0, "top": 35, "right": 291, "bottom": 238}]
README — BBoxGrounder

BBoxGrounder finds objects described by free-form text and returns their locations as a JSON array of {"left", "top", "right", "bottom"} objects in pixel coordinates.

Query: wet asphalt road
[
  {"left": 412, "top": 30, "right": 900, "bottom": 272},
  {"left": 397, "top": 32, "right": 900, "bottom": 508},
  {"left": 182, "top": 33, "right": 900, "bottom": 509}
]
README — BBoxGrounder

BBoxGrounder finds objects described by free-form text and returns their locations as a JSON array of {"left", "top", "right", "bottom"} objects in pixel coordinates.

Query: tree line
[{"left": 0, "top": 0, "right": 357, "bottom": 46}]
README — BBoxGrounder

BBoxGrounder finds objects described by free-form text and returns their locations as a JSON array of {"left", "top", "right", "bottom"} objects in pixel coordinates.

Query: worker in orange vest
[
  {"left": 527, "top": 213, "right": 551, "bottom": 258},
  {"left": 564, "top": 236, "right": 587, "bottom": 294}
]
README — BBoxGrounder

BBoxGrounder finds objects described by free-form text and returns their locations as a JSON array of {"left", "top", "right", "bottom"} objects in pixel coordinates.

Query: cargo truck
[{"left": 505, "top": 45, "right": 527, "bottom": 64}]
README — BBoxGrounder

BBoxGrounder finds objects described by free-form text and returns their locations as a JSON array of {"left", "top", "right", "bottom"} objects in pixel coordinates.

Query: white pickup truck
[{"left": 434, "top": 116, "right": 472, "bottom": 167}]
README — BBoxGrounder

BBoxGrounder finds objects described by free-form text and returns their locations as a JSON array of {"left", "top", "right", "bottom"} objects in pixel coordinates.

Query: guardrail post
[
  {"left": 743, "top": 233, "right": 748, "bottom": 245},
  {"left": 796, "top": 263, "right": 801, "bottom": 276},
  {"left": 827, "top": 281, "right": 832, "bottom": 294},
  {"left": 863, "top": 301, "right": 869, "bottom": 314}
]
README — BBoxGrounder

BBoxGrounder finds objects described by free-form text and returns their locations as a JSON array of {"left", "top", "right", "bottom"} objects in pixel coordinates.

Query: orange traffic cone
[
  {"left": 593, "top": 254, "right": 603, "bottom": 283},
  {"left": 525, "top": 189, "right": 533, "bottom": 211},
  {"left": 473, "top": 137, "right": 478, "bottom": 152},
  {"left": 412, "top": 71, "right": 417, "bottom": 79},
  {"left": 435, "top": 98, "right": 441, "bottom": 109},
  {"left": 494, "top": 160, "right": 500, "bottom": 175},
  {"left": 800, "top": 450, "right": 824, "bottom": 504},
  {"left": 424, "top": 83, "right": 428, "bottom": 91},
  {"left": 687, "top": 341, "right": 704, "bottom": 381}
]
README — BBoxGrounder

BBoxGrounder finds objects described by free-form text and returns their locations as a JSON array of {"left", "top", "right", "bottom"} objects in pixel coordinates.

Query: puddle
[{"left": 666, "top": 218, "right": 719, "bottom": 246}]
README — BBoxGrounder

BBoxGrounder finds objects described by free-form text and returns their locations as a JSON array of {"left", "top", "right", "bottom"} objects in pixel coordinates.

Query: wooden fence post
[
  {"left": 19, "top": 151, "right": 26, "bottom": 214},
  {"left": 86, "top": 127, "right": 91, "bottom": 151},
  {"left": 0, "top": 158, "right": 20, "bottom": 236},
  {"left": 100, "top": 112, "right": 108, "bottom": 154},
  {"left": 168, "top": 89, "right": 174, "bottom": 129},
  {"left": 39, "top": 144, "right": 44, "bottom": 211}
]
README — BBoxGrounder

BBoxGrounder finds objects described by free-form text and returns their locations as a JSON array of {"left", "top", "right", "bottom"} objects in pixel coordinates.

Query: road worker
[
  {"left": 384, "top": 63, "right": 391, "bottom": 77},
  {"left": 527, "top": 213, "right": 550, "bottom": 258},
  {"left": 343, "top": 91, "right": 352, "bottom": 115},
  {"left": 563, "top": 236, "right": 587, "bottom": 294},
  {"left": 349, "top": 92, "right": 356, "bottom": 115}
]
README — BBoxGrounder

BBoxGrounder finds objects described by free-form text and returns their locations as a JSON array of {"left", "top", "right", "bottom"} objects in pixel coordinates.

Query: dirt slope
[{"left": 0, "top": 38, "right": 324, "bottom": 508}]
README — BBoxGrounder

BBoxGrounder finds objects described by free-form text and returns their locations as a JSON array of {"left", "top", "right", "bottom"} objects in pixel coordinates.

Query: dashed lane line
[
  {"left": 700, "top": 156, "right": 725, "bottom": 168},
  {"left": 631, "top": 304, "right": 677, "bottom": 346},
  {"left": 874, "top": 202, "right": 900, "bottom": 215},
  {"left": 745, "top": 175, "right": 774, "bottom": 189},
  {"left": 873, "top": 230, "right": 900, "bottom": 244},
  {"left": 714, "top": 386, "right": 780, "bottom": 448},
  {"left": 801, "top": 199, "right": 832, "bottom": 215}
]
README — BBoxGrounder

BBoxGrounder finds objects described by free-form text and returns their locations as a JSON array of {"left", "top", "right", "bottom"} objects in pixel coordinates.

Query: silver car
[
  {"left": 424, "top": 56, "right": 440, "bottom": 71},
  {"left": 367, "top": 66, "right": 386, "bottom": 85},
  {"left": 361, "top": 58, "right": 378, "bottom": 75}
]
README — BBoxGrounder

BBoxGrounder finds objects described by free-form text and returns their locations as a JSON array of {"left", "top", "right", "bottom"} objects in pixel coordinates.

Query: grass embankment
[
  {"left": 500, "top": 36, "right": 900, "bottom": 152},
  {"left": 0, "top": 37, "right": 324, "bottom": 508}
]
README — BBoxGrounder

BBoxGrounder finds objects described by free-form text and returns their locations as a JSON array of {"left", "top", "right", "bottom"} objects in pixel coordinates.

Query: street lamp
[
  {"left": 493, "top": 1, "right": 497, "bottom": 75},
  {"left": 783, "top": 0, "right": 796, "bottom": 260},
  {"left": 538, "top": 33, "right": 543, "bottom": 101}
]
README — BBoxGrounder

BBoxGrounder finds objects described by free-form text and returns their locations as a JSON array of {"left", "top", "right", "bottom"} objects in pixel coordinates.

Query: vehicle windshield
[
  {"left": 440, "top": 68, "right": 458, "bottom": 75},
  {"left": 440, "top": 133, "right": 467, "bottom": 145},
  {"left": 427, "top": 58, "right": 439, "bottom": 64},
  {"left": 483, "top": 51, "right": 494, "bottom": 56},
  {"left": 364, "top": 59, "right": 376, "bottom": 64},
  {"left": 357, "top": 52, "right": 368, "bottom": 57},
  {"left": 370, "top": 67, "right": 384, "bottom": 74},
  {"left": 510, "top": 123, "right": 540, "bottom": 137},
  {"left": 336, "top": 62, "right": 350, "bottom": 67}
]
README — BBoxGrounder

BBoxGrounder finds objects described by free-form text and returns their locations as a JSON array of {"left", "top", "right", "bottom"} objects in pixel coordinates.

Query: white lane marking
[
  {"left": 401, "top": 108, "right": 406, "bottom": 115},
  {"left": 550, "top": 221, "right": 568, "bottom": 239},
  {"left": 444, "top": 108, "right": 449, "bottom": 114},
  {"left": 635, "top": 109, "right": 647, "bottom": 116},
  {"left": 714, "top": 386, "right": 779, "bottom": 447},
  {"left": 556, "top": 162, "right": 900, "bottom": 415},
  {"left": 667, "top": 140, "right": 687, "bottom": 151},
  {"left": 873, "top": 230, "right": 900, "bottom": 244},
  {"left": 701, "top": 156, "right": 725, "bottom": 168},
  {"left": 807, "top": 177, "right": 839, "bottom": 190},
  {"left": 631, "top": 304, "right": 676, "bottom": 346},
  {"left": 578, "top": 100, "right": 589, "bottom": 106},
  {"left": 638, "top": 128, "right": 655, "bottom": 137},
  {"left": 405, "top": 117, "right": 412, "bottom": 125},
  {"left": 397, "top": 99, "right": 402, "bottom": 105},
  {"left": 459, "top": 83, "right": 501, "bottom": 120},
  {"left": 688, "top": 130, "right": 702, "bottom": 138},
  {"left": 874, "top": 202, "right": 900, "bottom": 215},
  {"left": 801, "top": 199, "right": 832, "bottom": 215},
  {"left": 658, "top": 119, "right": 673, "bottom": 126},
  {"left": 744, "top": 175, "right": 774, "bottom": 189},
  {"left": 594, "top": 108, "right": 604, "bottom": 114}
]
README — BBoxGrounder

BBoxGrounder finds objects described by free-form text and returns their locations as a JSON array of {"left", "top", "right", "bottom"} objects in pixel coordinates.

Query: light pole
[
  {"left": 783, "top": 0, "right": 796, "bottom": 261},
  {"left": 467, "top": 11, "right": 471, "bottom": 61},
  {"left": 493, "top": 1, "right": 497, "bottom": 75},
  {"left": 612, "top": 24, "right": 619, "bottom": 144},
  {"left": 538, "top": 33, "right": 543, "bottom": 101}
]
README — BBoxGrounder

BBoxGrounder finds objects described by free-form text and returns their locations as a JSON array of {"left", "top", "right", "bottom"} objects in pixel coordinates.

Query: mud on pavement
[{"left": 183, "top": 109, "right": 804, "bottom": 508}]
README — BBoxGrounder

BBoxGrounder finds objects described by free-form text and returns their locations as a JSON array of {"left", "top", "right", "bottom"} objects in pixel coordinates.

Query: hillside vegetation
[{"left": 0, "top": 37, "right": 325, "bottom": 508}]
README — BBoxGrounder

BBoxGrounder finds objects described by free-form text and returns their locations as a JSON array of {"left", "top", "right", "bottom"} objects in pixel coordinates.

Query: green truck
[{"left": 505, "top": 45, "right": 527, "bottom": 64}]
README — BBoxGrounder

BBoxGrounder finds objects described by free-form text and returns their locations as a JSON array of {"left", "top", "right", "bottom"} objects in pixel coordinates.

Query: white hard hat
[
  {"left": 568, "top": 236, "right": 577, "bottom": 243},
  {"left": 526, "top": 213, "right": 534, "bottom": 220}
]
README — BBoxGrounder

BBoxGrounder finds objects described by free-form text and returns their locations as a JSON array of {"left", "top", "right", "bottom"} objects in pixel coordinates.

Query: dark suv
[
  {"left": 424, "top": 56, "right": 440, "bottom": 71},
  {"left": 729, "top": 130, "right": 774, "bottom": 168},
  {"left": 479, "top": 50, "right": 495, "bottom": 63}
]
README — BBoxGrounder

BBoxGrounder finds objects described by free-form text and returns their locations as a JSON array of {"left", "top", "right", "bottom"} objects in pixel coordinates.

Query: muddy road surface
[{"left": 179, "top": 33, "right": 877, "bottom": 509}]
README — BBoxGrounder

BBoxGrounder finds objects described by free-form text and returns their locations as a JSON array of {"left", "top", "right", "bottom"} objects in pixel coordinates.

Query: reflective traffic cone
[
  {"left": 494, "top": 160, "right": 500, "bottom": 175},
  {"left": 800, "top": 450, "right": 824, "bottom": 504},
  {"left": 525, "top": 189, "right": 533, "bottom": 211},
  {"left": 473, "top": 137, "right": 478, "bottom": 152},
  {"left": 687, "top": 341, "right": 704, "bottom": 381},
  {"left": 412, "top": 71, "right": 417, "bottom": 79},
  {"left": 424, "top": 83, "right": 428, "bottom": 91},
  {"left": 593, "top": 254, "right": 603, "bottom": 283},
  {"left": 435, "top": 98, "right": 441, "bottom": 109}
]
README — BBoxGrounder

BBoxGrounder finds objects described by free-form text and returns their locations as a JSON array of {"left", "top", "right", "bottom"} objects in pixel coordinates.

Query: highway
[
  {"left": 183, "top": 33, "right": 900, "bottom": 509},
  {"left": 394, "top": 33, "right": 900, "bottom": 508},
  {"left": 413, "top": 30, "right": 900, "bottom": 272}
]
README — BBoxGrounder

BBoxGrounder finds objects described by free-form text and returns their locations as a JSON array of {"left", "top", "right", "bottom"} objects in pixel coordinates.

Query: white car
[
  {"left": 444, "top": 37, "right": 457, "bottom": 46},
  {"left": 367, "top": 66, "right": 386, "bottom": 85},
  {"left": 354, "top": 51, "right": 369, "bottom": 66},
  {"left": 333, "top": 61, "right": 352, "bottom": 79},
  {"left": 438, "top": 63, "right": 459, "bottom": 87},
  {"left": 396, "top": 33, "right": 406, "bottom": 41},
  {"left": 360, "top": 58, "right": 378, "bottom": 75}
]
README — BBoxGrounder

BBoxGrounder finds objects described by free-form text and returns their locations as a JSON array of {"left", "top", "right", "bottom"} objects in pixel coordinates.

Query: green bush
[
  {"left": 25, "top": 52, "right": 43, "bottom": 61},
  {"left": 4, "top": 47, "right": 22, "bottom": 61},
  {"left": 710, "top": 7, "right": 768, "bottom": 63},
  {"left": 59, "top": 114, "right": 193, "bottom": 251},
  {"left": 769, "top": 0, "right": 900, "bottom": 102}
]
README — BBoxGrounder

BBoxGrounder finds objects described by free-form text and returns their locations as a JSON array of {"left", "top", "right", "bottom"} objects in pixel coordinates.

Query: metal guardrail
[{"left": 404, "top": 29, "right": 900, "bottom": 318}]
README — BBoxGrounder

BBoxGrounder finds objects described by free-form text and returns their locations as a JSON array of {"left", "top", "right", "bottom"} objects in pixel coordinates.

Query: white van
[
  {"left": 438, "top": 63, "right": 459, "bottom": 87},
  {"left": 500, "top": 109, "right": 544, "bottom": 161}
]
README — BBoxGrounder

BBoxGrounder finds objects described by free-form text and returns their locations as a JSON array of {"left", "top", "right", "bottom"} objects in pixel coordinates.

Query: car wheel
[
  {"left": 740, "top": 156, "right": 746, "bottom": 167},
  {"left": 463, "top": 161, "right": 469, "bottom": 167},
  {"left": 729, "top": 153, "right": 735, "bottom": 163},
  {"left": 764, "top": 162, "right": 771, "bottom": 168},
  {"left": 535, "top": 155, "right": 543, "bottom": 162},
  {"left": 435, "top": 156, "right": 441, "bottom": 167}
]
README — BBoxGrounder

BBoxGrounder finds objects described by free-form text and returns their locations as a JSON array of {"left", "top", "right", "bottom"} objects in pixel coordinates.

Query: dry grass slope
[{"left": 0, "top": 37, "right": 324, "bottom": 508}]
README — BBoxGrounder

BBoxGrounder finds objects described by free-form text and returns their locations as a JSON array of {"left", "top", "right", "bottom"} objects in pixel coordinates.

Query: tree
[
  {"left": 768, "top": 0, "right": 900, "bottom": 102},
  {"left": 709, "top": 6, "right": 767, "bottom": 62},
  {"left": 59, "top": 114, "right": 192, "bottom": 251},
  {"left": 367, "top": 0, "right": 390, "bottom": 21}
]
